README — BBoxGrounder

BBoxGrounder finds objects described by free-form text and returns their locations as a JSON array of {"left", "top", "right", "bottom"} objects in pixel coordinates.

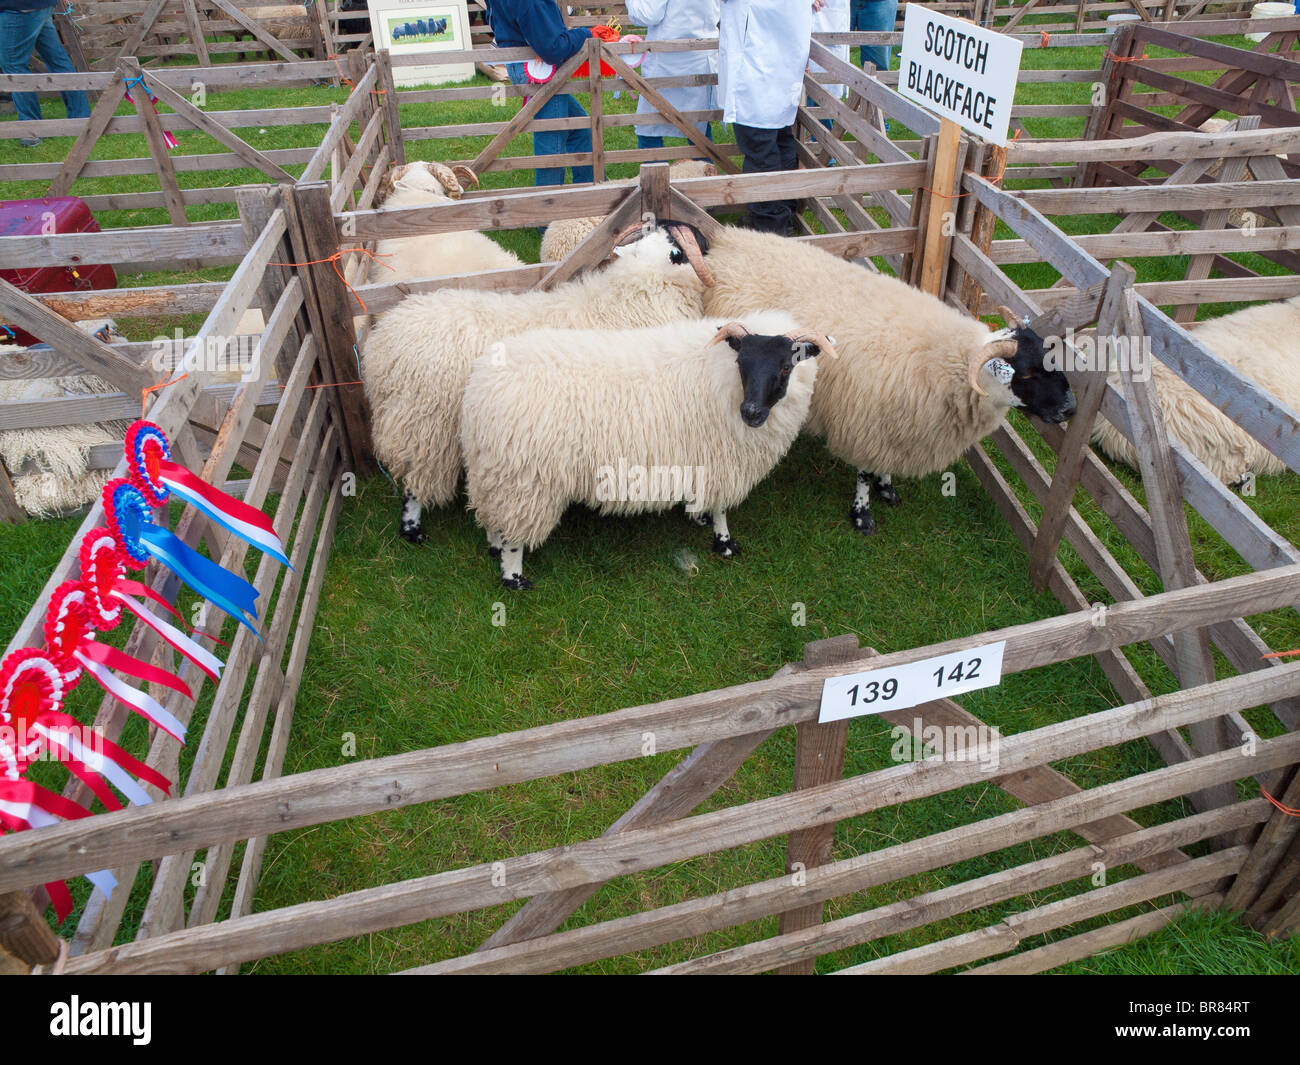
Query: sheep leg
[
  {"left": 497, "top": 540, "right": 533, "bottom": 591},
  {"left": 872, "top": 473, "right": 901, "bottom": 507},
  {"left": 486, "top": 527, "right": 504, "bottom": 559},
  {"left": 399, "top": 490, "right": 426, "bottom": 544},
  {"left": 849, "top": 470, "right": 877, "bottom": 535},
  {"left": 711, "top": 511, "right": 741, "bottom": 558},
  {"left": 687, "top": 507, "right": 712, "bottom": 527}
]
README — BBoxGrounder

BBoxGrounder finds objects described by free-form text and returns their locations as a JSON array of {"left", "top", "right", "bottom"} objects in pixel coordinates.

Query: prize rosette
[
  {"left": 43, "top": 581, "right": 92, "bottom": 687},
  {"left": 0, "top": 647, "right": 63, "bottom": 777},
  {"left": 527, "top": 30, "right": 644, "bottom": 83},
  {"left": 125, "top": 419, "right": 172, "bottom": 507},
  {"left": 79, "top": 527, "right": 126, "bottom": 630}
]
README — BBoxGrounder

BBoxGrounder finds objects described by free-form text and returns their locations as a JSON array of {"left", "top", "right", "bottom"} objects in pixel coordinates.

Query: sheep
[
  {"left": 460, "top": 311, "right": 836, "bottom": 588},
  {"left": 700, "top": 226, "right": 1076, "bottom": 535},
  {"left": 0, "top": 319, "right": 130, "bottom": 518},
  {"left": 367, "top": 161, "right": 523, "bottom": 287},
  {"left": 539, "top": 160, "right": 720, "bottom": 263},
  {"left": 1091, "top": 294, "right": 1300, "bottom": 486},
  {"left": 361, "top": 225, "right": 715, "bottom": 545}
]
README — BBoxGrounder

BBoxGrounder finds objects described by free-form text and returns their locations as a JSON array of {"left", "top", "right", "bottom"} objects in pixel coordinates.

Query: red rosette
[
  {"left": 102, "top": 478, "right": 152, "bottom": 571},
  {"left": 0, "top": 647, "right": 63, "bottom": 777},
  {"left": 43, "top": 581, "right": 91, "bottom": 687},
  {"left": 79, "top": 527, "right": 126, "bottom": 630},
  {"left": 124, "top": 419, "right": 172, "bottom": 507}
]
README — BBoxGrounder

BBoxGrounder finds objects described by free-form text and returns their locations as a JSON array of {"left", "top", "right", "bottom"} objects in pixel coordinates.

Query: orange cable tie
[
  {"left": 1262, "top": 786, "right": 1300, "bottom": 817},
  {"left": 141, "top": 370, "right": 188, "bottom": 418},
  {"left": 269, "top": 248, "right": 393, "bottom": 313}
]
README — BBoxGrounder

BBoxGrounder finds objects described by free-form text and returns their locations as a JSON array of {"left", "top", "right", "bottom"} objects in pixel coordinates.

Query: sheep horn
[
  {"left": 612, "top": 223, "right": 648, "bottom": 247},
  {"left": 968, "top": 340, "right": 1018, "bottom": 397},
  {"left": 451, "top": 164, "right": 480, "bottom": 190},
  {"left": 667, "top": 223, "right": 714, "bottom": 288},
  {"left": 787, "top": 331, "right": 838, "bottom": 361},
  {"left": 997, "top": 305, "right": 1023, "bottom": 329},
  {"left": 376, "top": 169, "right": 397, "bottom": 204},
  {"left": 428, "top": 162, "right": 463, "bottom": 199},
  {"left": 709, "top": 321, "right": 751, "bottom": 346}
]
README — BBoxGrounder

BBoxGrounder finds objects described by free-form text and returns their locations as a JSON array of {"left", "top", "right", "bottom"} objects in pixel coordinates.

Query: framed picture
[{"left": 369, "top": 0, "right": 474, "bottom": 86}]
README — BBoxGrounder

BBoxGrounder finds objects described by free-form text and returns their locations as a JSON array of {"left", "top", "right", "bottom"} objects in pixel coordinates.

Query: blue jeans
[
  {"left": 852, "top": 0, "right": 898, "bottom": 74},
  {"left": 506, "top": 61, "right": 593, "bottom": 186},
  {"left": 636, "top": 126, "right": 713, "bottom": 152},
  {"left": 0, "top": 7, "right": 90, "bottom": 124}
]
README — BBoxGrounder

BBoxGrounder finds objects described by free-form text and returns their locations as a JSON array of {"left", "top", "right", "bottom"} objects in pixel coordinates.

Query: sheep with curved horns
[
  {"left": 361, "top": 225, "right": 715, "bottom": 545},
  {"left": 539, "top": 160, "right": 720, "bottom": 264},
  {"left": 1091, "top": 294, "right": 1300, "bottom": 486},
  {"left": 461, "top": 311, "right": 836, "bottom": 588},
  {"left": 368, "top": 161, "right": 523, "bottom": 286},
  {"left": 701, "top": 226, "right": 1076, "bottom": 534},
  {"left": 0, "top": 319, "right": 130, "bottom": 518}
]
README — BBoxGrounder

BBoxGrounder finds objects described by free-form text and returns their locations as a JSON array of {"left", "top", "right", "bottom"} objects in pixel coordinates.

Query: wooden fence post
[
  {"left": 588, "top": 37, "right": 605, "bottom": 184},
  {"left": 1028, "top": 264, "right": 1132, "bottom": 591},
  {"left": 288, "top": 182, "right": 373, "bottom": 474},
  {"left": 918, "top": 119, "right": 963, "bottom": 297},
  {"left": 375, "top": 50, "right": 406, "bottom": 167},
  {"left": 774, "top": 634, "right": 859, "bottom": 974},
  {"left": 0, "top": 890, "right": 60, "bottom": 971}
]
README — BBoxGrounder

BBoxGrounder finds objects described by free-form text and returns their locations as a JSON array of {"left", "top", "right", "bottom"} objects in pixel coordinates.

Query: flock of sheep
[
  {"left": 356, "top": 160, "right": 1300, "bottom": 589},
  {"left": 390, "top": 17, "right": 448, "bottom": 41}
]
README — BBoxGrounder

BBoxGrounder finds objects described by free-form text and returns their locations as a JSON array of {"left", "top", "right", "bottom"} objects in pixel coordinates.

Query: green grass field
[{"left": 1, "top": 31, "right": 1298, "bottom": 974}]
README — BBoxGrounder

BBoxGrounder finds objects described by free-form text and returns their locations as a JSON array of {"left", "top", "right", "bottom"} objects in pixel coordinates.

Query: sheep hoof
[
  {"left": 712, "top": 534, "right": 741, "bottom": 558},
  {"left": 849, "top": 505, "right": 877, "bottom": 536},
  {"left": 400, "top": 523, "right": 426, "bottom": 545},
  {"left": 876, "top": 483, "right": 902, "bottom": 508},
  {"left": 501, "top": 574, "right": 534, "bottom": 591}
]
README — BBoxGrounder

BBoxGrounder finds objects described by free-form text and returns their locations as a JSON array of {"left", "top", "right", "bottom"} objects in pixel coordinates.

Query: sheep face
[
  {"left": 711, "top": 322, "right": 832, "bottom": 428},
  {"left": 977, "top": 325, "right": 1075, "bottom": 424},
  {"left": 376, "top": 161, "right": 479, "bottom": 205},
  {"left": 612, "top": 224, "right": 713, "bottom": 287}
]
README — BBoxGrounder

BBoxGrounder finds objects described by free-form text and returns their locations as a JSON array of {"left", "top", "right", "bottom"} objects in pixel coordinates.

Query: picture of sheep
[
  {"left": 701, "top": 227, "right": 1076, "bottom": 536},
  {"left": 385, "top": 11, "right": 454, "bottom": 46},
  {"left": 360, "top": 225, "right": 713, "bottom": 547},
  {"left": 461, "top": 312, "right": 836, "bottom": 589},
  {"left": 1091, "top": 294, "right": 1300, "bottom": 487}
]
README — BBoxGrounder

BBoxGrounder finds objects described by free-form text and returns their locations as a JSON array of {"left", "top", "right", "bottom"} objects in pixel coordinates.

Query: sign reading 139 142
[
  {"left": 817, "top": 641, "right": 1008, "bottom": 724},
  {"left": 898, "top": 6, "right": 1023, "bottom": 146}
]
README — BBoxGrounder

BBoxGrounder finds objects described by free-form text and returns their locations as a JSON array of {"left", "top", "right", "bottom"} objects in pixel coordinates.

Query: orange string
[
  {"left": 921, "top": 187, "right": 970, "bottom": 199},
  {"left": 141, "top": 370, "right": 188, "bottom": 418},
  {"left": 1040, "top": 30, "right": 1050, "bottom": 48},
  {"left": 1261, "top": 649, "right": 1300, "bottom": 659},
  {"left": 269, "top": 248, "right": 393, "bottom": 313},
  {"left": 328, "top": 53, "right": 354, "bottom": 89},
  {"left": 1262, "top": 786, "right": 1300, "bottom": 817},
  {"left": 1106, "top": 50, "right": 1149, "bottom": 62}
]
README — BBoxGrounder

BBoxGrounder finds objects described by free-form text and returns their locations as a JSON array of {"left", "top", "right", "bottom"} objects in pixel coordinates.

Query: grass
[{"left": 1, "top": 33, "right": 1297, "bottom": 974}]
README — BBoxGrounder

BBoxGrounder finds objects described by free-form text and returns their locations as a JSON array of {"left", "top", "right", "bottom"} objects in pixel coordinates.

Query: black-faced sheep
[
  {"left": 1091, "top": 294, "right": 1300, "bottom": 486},
  {"left": 701, "top": 226, "right": 1076, "bottom": 534},
  {"left": 361, "top": 226, "right": 715, "bottom": 545},
  {"left": 460, "top": 311, "right": 836, "bottom": 588}
]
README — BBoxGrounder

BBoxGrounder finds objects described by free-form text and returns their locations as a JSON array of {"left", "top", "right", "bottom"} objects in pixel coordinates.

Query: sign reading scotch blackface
[{"left": 898, "top": 6, "right": 1023, "bottom": 146}]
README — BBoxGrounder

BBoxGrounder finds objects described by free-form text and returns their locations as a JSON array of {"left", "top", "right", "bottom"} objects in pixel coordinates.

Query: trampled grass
[{"left": 0, "top": 33, "right": 1296, "bottom": 974}]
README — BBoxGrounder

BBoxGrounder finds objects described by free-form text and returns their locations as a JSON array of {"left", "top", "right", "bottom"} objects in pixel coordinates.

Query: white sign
[
  {"left": 898, "top": 7, "right": 1023, "bottom": 146},
  {"left": 370, "top": 0, "right": 473, "bottom": 87},
  {"left": 817, "top": 641, "right": 1007, "bottom": 724}
]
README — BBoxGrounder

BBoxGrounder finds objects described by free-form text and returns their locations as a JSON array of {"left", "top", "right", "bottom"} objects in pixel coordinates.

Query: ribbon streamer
[
  {"left": 115, "top": 591, "right": 223, "bottom": 684},
  {"left": 74, "top": 652, "right": 187, "bottom": 743}
]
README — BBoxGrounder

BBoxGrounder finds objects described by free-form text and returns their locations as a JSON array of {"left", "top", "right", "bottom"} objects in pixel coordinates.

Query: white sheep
[
  {"left": 460, "top": 311, "right": 836, "bottom": 588},
  {"left": 368, "top": 161, "right": 523, "bottom": 286},
  {"left": 539, "top": 160, "right": 719, "bottom": 263},
  {"left": 0, "top": 319, "right": 129, "bottom": 518},
  {"left": 701, "top": 226, "right": 1076, "bottom": 534},
  {"left": 1091, "top": 294, "right": 1300, "bottom": 486},
  {"left": 361, "top": 227, "right": 714, "bottom": 544}
]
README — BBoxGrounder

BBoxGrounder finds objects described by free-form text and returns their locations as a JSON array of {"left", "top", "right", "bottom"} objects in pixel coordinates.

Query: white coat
[
  {"left": 809, "top": 0, "right": 849, "bottom": 100},
  {"left": 627, "top": 0, "right": 720, "bottom": 140},
  {"left": 717, "top": 0, "right": 813, "bottom": 129}
]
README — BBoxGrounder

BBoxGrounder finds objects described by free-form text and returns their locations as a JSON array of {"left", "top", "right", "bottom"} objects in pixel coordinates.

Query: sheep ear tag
[{"left": 124, "top": 420, "right": 291, "bottom": 569}]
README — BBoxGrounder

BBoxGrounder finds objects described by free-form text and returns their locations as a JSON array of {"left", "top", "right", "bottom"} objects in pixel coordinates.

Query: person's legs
[
  {"left": 637, "top": 133, "right": 665, "bottom": 150},
  {"left": 563, "top": 93, "right": 593, "bottom": 184},
  {"left": 33, "top": 16, "right": 89, "bottom": 119},
  {"left": 734, "top": 123, "right": 792, "bottom": 235},
  {"left": 853, "top": 0, "right": 898, "bottom": 74},
  {"left": 0, "top": 8, "right": 51, "bottom": 125}
]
